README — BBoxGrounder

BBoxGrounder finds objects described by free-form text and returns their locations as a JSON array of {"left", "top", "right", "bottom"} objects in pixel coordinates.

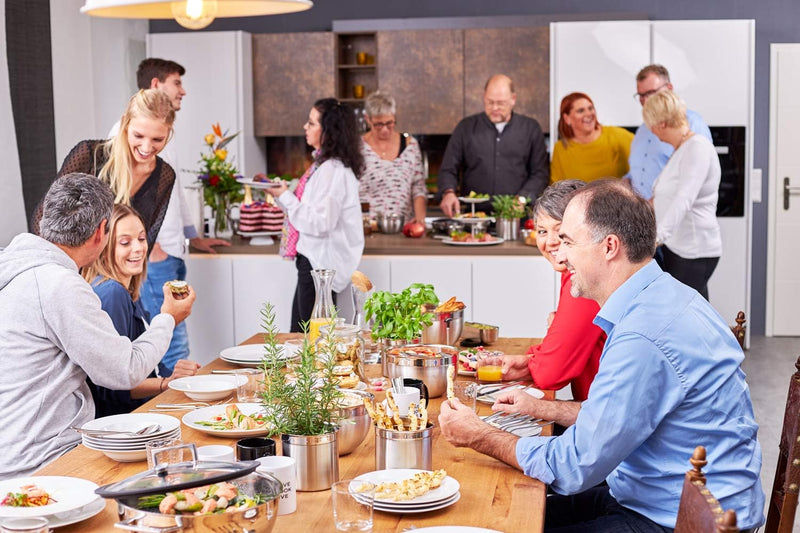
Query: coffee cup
[
  {"left": 256, "top": 455, "right": 297, "bottom": 514},
  {"left": 402, "top": 378, "right": 429, "bottom": 404},
  {"left": 236, "top": 437, "right": 276, "bottom": 461}
]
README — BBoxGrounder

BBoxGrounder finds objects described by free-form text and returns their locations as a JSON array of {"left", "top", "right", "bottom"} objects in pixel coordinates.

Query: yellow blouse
[{"left": 550, "top": 126, "right": 634, "bottom": 183}]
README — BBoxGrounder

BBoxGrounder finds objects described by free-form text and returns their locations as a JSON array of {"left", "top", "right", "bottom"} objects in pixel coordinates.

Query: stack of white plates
[
  {"left": 220, "top": 343, "right": 300, "bottom": 367},
  {"left": 79, "top": 413, "right": 181, "bottom": 462},
  {"left": 352, "top": 469, "right": 461, "bottom": 514},
  {"left": 0, "top": 476, "right": 106, "bottom": 528}
]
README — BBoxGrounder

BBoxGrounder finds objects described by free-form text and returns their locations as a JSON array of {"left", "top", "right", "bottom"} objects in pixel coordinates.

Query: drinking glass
[
  {"left": 452, "top": 381, "right": 478, "bottom": 412},
  {"left": 234, "top": 368, "right": 264, "bottom": 403},
  {"left": 146, "top": 438, "right": 184, "bottom": 469},
  {"left": 332, "top": 480, "right": 374, "bottom": 532}
]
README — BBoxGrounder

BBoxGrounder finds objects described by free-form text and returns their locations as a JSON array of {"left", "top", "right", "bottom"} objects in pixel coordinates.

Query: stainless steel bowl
[
  {"left": 337, "top": 389, "right": 374, "bottom": 456},
  {"left": 421, "top": 305, "right": 464, "bottom": 346},
  {"left": 479, "top": 325, "right": 499, "bottom": 345},
  {"left": 384, "top": 344, "right": 457, "bottom": 398},
  {"left": 376, "top": 212, "right": 403, "bottom": 234}
]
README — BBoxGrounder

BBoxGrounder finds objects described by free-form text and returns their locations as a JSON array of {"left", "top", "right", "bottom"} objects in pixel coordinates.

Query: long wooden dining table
[{"left": 35, "top": 333, "right": 551, "bottom": 532}]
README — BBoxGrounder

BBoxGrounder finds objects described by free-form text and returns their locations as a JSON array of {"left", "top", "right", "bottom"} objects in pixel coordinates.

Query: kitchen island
[{"left": 186, "top": 233, "right": 557, "bottom": 365}]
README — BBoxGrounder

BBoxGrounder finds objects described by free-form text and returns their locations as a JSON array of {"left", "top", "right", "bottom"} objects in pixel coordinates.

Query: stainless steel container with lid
[{"left": 96, "top": 444, "right": 282, "bottom": 533}]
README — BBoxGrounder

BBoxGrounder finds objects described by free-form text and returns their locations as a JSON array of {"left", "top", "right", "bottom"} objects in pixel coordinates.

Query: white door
[{"left": 767, "top": 44, "right": 800, "bottom": 335}]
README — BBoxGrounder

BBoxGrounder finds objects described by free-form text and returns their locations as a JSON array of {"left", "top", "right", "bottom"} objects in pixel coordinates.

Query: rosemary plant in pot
[
  {"left": 363, "top": 283, "right": 439, "bottom": 376},
  {"left": 492, "top": 194, "right": 529, "bottom": 241},
  {"left": 259, "top": 302, "right": 343, "bottom": 492}
]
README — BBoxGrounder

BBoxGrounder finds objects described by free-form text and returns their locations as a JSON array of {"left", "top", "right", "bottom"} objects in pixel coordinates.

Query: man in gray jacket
[{"left": 0, "top": 173, "right": 195, "bottom": 480}]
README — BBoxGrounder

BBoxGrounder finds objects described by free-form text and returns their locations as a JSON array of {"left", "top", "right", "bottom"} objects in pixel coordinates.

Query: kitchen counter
[{"left": 191, "top": 232, "right": 542, "bottom": 257}]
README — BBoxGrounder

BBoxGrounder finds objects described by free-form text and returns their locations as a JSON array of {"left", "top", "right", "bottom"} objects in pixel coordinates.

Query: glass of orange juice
[
  {"left": 308, "top": 317, "right": 329, "bottom": 343},
  {"left": 477, "top": 365, "right": 503, "bottom": 382}
]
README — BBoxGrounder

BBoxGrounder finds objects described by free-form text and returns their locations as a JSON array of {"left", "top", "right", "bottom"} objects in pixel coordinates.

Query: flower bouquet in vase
[{"left": 196, "top": 123, "right": 244, "bottom": 238}]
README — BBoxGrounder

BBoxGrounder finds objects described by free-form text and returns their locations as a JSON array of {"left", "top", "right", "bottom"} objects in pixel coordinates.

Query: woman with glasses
[
  {"left": 358, "top": 90, "right": 427, "bottom": 224},
  {"left": 643, "top": 90, "right": 721, "bottom": 299},
  {"left": 550, "top": 92, "right": 634, "bottom": 183}
]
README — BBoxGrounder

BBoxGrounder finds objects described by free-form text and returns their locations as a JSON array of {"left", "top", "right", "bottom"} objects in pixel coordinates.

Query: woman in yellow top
[{"left": 550, "top": 92, "right": 634, "bottom": 183}]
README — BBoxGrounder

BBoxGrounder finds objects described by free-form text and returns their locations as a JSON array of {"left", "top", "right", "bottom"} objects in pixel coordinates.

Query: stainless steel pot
[
  {"left": 337, "top": 389, "right": 374, "bottom": 456},
  {"left": 376, "top": 212, "right": 403, "bottom": 234},
  {"left": 421, "top": 305, "right": 464, "bottom": 346},
  {"left": 384, "top": 344, "right": 457, "bottom": 398},
  {"left": 281, "top": 430, "right": 339, "bottom": 492},
  {"left": 96, "top": 445, "right": 282, "bottom": 533}
]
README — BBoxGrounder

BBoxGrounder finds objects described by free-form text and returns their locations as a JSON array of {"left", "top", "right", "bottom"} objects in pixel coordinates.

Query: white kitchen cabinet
[
  {"left": 185, "top": 255, "right": 235, "bottom": 365},
  {"left": 652, "top": 20, "right": 752, "bottom": 127},
  {"left": 550, "top": 20, "right": 650, "bottom": 134},
  {"left": 231, "top": 255, "right": 298, "bottom": 343},
  {"left": 147, "top": 31, "right": 266, "bottom": 229},
  {"left": 472, "top": 257, "right": 558, "bottom": 338}
]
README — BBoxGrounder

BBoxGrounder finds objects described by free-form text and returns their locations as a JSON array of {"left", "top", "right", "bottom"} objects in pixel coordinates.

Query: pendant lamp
[{"left": 81, "top": 0, "right": 313, "bottom": 30}]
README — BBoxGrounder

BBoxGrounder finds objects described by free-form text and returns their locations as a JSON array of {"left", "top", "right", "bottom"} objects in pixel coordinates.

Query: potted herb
[
  {"left": 364, "top": 283, "right": 439, "bottom": 342},
  {"left": 259, "top": 302, "right": 342, "bottom": 491},
  {"left": 492, "top": 194, "right": 529, "bottom": 240}
]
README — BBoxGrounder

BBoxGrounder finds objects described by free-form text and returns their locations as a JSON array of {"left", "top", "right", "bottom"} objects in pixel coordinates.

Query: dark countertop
[{"left": 191, "top": 232, "right": 542, "bottom": 257}]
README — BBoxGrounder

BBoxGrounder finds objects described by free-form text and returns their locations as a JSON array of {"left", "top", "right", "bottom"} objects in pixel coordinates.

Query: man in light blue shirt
[
  {"left": 439, "top": 180, "right": 764, "bottom": 532},
  {"left": 627, "top": 64, "right": 712, "bottom": 200}
]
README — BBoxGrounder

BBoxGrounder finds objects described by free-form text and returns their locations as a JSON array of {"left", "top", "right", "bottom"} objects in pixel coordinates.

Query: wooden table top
[{"left": 35, "top": 334, "right": 548, "bottom": 532}]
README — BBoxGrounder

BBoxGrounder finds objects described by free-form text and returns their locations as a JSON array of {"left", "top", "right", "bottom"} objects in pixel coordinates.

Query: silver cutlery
[
  {"left": 71, "top": 423, "right": 160, "bottom": 437},
  {"left": 476, "top": 381, "right": 523, "bottom": 397}
]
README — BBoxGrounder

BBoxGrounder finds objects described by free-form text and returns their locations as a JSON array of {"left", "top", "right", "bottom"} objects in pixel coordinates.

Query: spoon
[
  {"left": 392, "top": 377, "right": 405, "bottom": 394},
  {"left": 71, "top": 423, "right": 160, "bottom": 437}
]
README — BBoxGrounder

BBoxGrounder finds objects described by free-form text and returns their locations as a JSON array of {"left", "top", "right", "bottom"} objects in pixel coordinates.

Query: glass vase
[{"left": 213, "top": 193, "right": 233, "bottom": 239}]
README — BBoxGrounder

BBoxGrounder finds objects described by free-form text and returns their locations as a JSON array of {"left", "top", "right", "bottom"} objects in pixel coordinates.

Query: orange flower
[
  {"left": 204, "top": 133, "right": 215, "bottom": 146},
  {"left": 212, "top": 122, "right": 222, "bottom": 138},
  {"left": 215, "top": 149, "right": 228, "bottom": 161}
]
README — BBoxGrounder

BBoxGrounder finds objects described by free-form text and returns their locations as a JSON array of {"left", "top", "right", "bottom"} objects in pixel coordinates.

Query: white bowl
[{"left": 168, "top": 375, "right": 244, "bottom": 401}]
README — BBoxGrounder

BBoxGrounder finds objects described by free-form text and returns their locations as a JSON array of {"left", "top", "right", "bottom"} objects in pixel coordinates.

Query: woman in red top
[{"left": 482, "top": 179, "right": 605, "bottom": 401}]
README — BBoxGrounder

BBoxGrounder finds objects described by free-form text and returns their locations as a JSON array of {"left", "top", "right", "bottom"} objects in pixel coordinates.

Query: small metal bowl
[
  {"left": 376, "top": 212, "right": 403, "bottom": 234},
  {"left": 479, "top": 325, "right": 499, "bottom": 345},
  {"left": 337, "top": 389, "right": 374, "bottom": 455}
]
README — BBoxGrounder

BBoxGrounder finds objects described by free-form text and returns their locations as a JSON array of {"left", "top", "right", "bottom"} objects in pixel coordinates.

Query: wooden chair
[
  {"left": 675, "top": 446, "right": 739, "bottom": 533},
  {"left": 765, "top": 355, "right": 800, "bottom": 533},
  {"left": 731, "top": 311, "right": 746, "bottom": 349}
]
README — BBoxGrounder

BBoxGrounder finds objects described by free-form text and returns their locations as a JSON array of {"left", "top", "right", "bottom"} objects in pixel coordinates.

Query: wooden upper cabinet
[
  {"left": 377, "top": 30, "right": 464, "bottom": 134},
  {"left": 253, "top": 32, "right": 335, "bottom": 136},
  {"left": 464, "top": 27, "right": 550, "bottom": 133}
]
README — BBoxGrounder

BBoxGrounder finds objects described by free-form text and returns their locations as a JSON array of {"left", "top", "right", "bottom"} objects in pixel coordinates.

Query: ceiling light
[{"left": 81, "top": 0, "right": 313, "bottom": 30}]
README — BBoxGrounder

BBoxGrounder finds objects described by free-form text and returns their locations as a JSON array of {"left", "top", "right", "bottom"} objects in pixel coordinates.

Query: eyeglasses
[
  {"left": 370, "top": 120, "right": 395, "bottom": 129},
  {"left": 633, "top": 83, "right": 669, "bottom": 101}
]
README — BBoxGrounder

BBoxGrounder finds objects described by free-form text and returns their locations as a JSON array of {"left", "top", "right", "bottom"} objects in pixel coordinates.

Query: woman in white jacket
[{"left": 273, "top": 98, "right": 365, "bottom": 331}]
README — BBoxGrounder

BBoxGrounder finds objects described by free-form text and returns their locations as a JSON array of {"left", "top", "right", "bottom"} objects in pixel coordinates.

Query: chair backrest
[
  {"left": 765, "top": 355, "right": 800, "bottom": 533},
  {"left": 675, "top": 446, "right": 739, "bottom": 533},
  {"left": 731, "top": 311, "right": 746, "bottom": 349}
]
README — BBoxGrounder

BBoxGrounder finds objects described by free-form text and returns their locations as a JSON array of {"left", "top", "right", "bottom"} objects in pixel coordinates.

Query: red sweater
[{"left": 527, "top": 271, "right": 605, "bottom": 401}]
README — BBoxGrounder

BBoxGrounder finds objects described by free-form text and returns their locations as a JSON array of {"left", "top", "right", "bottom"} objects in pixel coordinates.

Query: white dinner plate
[
  {"left": 82, "top": 428, "right": 181, "bottom": 450},
  {"left": 352, "top": 469, "right": 460, "bottom": 506},
  {"left": 0, "top": 476, "right": 99, "bottom": 518},
  {"left": 168, "top": 375, "right": 244, "bottom": 401},
  {"left": 44, "top": 496, "right": 106, "bottom": 528},
  {"left": 374, "top": 492, "right": 461, "bottom": 514},
  {"left": 237, "top": 177, "right": 282, "bottom": 189},
  {"left": 78, "top": 413, "right": 180, "bottom": 441},
  {"left": 408, "top": 526, "right": 502, "bottom": 533},
  {"left": 220, "top": 343, "right": 300, "bottom": 364},
  {"left": 182, "top": 403, "right": 272, "bottom": 438},
  {"left": 442, "top": 237, "right": 504, "bottom": 247}
]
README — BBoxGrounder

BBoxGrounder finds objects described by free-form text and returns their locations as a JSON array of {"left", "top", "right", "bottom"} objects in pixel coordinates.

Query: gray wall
[{"left": 152, "top": 0, "right": 800, "bottom": 335}]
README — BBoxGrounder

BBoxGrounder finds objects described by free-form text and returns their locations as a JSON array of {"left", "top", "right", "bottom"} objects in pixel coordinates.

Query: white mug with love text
[{"left": 256, "top": 455, "right": 297, "bottom": 515}]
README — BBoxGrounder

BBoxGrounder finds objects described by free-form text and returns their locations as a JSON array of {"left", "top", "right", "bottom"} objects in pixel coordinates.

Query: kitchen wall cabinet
[
  {"left": 464, "top": 27, "right": 551, "bottom": 131},
  {"left": 377, "top": 30, "right": 464, "bottom": 134},
  {"left": 185, "top": 252, "right": 556, "bottom": 364},
  {"left": 253, "top": 32, "right": 336, "bottom": 137},
  {"left": 550, "top": 21, "right": 650, "bottom": 132}
]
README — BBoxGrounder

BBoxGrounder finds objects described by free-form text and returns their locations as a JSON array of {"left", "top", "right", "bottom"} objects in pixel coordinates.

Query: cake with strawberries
[{"left": 239, "top": 201, "right": 285, "bottom": 233}]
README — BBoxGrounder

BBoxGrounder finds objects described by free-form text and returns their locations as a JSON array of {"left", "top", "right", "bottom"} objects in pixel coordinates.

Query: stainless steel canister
[
  {"left": 281, "top": 431, "right": 339, "bottom": 492},
  {"left": 375, "top": 423, "right": 433, "bottom": 470}
]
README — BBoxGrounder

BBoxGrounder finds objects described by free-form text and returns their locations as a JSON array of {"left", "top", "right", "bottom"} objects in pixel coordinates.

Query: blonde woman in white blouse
[{"left": 643, "top": 90, "right": 721, "bottom": 299}]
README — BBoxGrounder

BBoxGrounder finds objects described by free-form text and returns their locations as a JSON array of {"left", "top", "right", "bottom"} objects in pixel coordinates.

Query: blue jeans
[
  {"left": 140, "top": 255, "right": 189, "bottom": 375},
  {"left": 545, "top": 486, "right": 672, "bottom": 532}
]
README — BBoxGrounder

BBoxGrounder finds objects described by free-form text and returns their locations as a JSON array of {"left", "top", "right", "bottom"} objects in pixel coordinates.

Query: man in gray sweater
[{"left": 0, "top": 174, "right": 196, "bottom": 479}]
